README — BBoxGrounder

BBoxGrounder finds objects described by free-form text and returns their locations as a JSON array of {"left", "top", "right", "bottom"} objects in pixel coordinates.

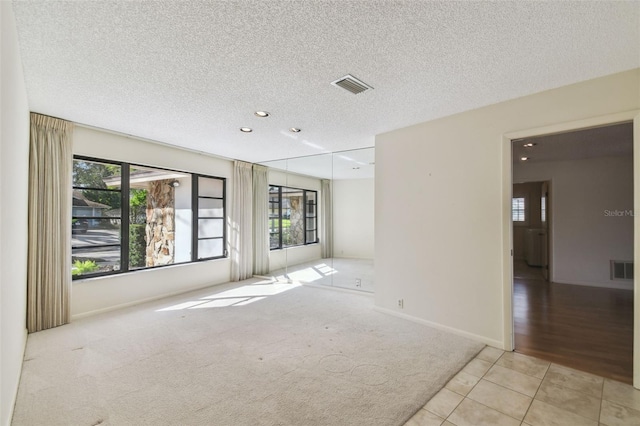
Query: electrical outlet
[
  {"left": 355, "top": 278, "right": 361, "bottom": 287},
  {"left": 398, "top": 299, "right": 404, "bottom": 309}
]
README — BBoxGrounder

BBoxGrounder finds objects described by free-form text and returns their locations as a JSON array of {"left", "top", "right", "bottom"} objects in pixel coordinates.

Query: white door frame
[{"left": 501, "top": 110, "right": 640, "bottom": 388}]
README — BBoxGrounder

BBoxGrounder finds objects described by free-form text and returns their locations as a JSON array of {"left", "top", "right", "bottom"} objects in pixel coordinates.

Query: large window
[
  {"left": 72, "top": 156, "right": 226, "bottom": 278},
  {"left": 269, "top": 185, "right": 318, "bottom": 250}
]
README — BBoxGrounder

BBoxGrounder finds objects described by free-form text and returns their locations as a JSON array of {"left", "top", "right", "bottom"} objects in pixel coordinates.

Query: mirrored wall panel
[{"left": 259, "top": 147, "right": 374, "bottom": 293}]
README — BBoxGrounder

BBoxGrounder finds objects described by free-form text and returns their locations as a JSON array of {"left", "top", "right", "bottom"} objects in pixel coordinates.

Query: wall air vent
[
  {"left": 611, "top": 260, "right": 634, "bottom": 280},
  {"left": 331, "top": 74, "right": 373, "bottom": 95}
]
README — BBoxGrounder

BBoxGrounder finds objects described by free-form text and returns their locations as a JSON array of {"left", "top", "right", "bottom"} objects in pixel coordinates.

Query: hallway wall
[{"left": 515, "top": 155, "right": 633, "bottom": 289}]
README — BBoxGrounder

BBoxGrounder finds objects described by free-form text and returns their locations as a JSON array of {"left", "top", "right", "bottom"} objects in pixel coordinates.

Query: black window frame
[
  {"left": 269, "top": 185, "right": 318, "bottom": 250},
  {"left": 269, "top": 186, "right": 282, "bottom": 250},
  {"left": 72, "top": 155, "right": 227, "bottom": 280},
  {"left": 193, "top": 174, "right": 227, "bottom": 261}
]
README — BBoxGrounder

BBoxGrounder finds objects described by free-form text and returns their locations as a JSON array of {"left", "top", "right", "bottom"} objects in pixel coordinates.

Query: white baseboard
[
  {"left": 373, "top": 306, "right": 504, "bottom": 349},
  {"left": 553, "top": 278, "right": 633, "bottom": 291},
  {"left": 302, "top": 281, "right": 375, "bottom": 297},
  {"left": 332, "top": 255, "right": 374, "bottom": 261},
  {"left": 71, "top": 281, "right": 230, "bottom": 320},
  {"left": 252, "top": 274, "right": 274, "bottom": 280}
]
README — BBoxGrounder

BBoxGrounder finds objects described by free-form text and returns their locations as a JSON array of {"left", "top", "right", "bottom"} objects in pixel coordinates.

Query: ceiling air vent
[{"left": 331, "top": 74, "right": 373, "bottom": 95}]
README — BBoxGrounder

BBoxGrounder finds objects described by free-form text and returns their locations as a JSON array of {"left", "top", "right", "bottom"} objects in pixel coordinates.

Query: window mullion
[
  {"left": 303, "top": 190, "right": 308, "bottom": 244},
  {"left": 223, "top": 177, "right": 227, "bottom": 257},
  {"left": 120, "top": 163, "right": 130, "bottom": 272},
  {"left": 279, "top": 186, "right": 283, "bottom": 249},
  {"left": 192, "top": 174, "right": 198, "bottom": 261}
]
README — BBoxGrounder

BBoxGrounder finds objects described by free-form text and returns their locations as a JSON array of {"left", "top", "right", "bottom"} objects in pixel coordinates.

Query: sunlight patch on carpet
[{"left": 156, "top": 279, "right": 300, "bottom": 311}]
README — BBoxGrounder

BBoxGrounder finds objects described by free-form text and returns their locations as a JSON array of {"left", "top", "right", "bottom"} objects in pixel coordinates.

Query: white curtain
[
  {"left": 252, "top": 164, "right": 270, "bottom": 275},
  {"left": 230, "top": 161, "right": 253, "bottom": 281},
  {"left": 27, "top": 113, "right": 73, "bottom": 332},
  {"left": 321, "top": 179, "right": 333, "bottom": 259}
]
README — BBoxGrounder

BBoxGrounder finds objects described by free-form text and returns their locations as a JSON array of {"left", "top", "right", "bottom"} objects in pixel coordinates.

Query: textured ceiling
[
  {"left": 12, "top": 1, "right": 640, "bottom": 164},
  {"left": 512, "top": 122, "right": 633, "bottom": 165}
]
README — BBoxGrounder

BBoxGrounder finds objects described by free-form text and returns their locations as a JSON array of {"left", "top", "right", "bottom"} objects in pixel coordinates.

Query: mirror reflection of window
[{"left": 269, "top": 185, "right": 318, "bottom": 250}]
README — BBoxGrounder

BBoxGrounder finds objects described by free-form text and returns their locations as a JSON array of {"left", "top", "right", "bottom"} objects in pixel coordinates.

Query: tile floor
[{"left": 405, "top": 347, "right": 640, "bottom": 426}]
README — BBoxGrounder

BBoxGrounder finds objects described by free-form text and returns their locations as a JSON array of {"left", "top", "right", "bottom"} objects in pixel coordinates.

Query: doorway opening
[
  {"left": 511, "top": 122, "right": 634, "bottom": 384},
  {"left": 512, "top": 181, "right": 550, "bottom": 281}
]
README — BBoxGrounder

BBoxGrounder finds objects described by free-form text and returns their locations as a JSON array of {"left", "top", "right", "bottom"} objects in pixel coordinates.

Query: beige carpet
[{"left": 13, "top": 278, "right": 483, "bottom": 425}]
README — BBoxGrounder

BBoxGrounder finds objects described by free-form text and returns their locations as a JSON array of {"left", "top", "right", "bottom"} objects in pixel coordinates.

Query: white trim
[
  {"left": 552, "top": 279, "right": 633, "bottom": 291},
  {"left": 252, "top": 274, "right": 273, "bottom": 280},
  {"left": 633, "top": 112, "right": 640, "bottom": 389},
  {"left": 302, "top": 281, "right": 374, "bottom": 297},
  {"left": 504, "top": 110, "right": 638, "bottom": 141},
  {"left": 373, "top": 306, "right": 503, "bottom": 349},
  {"left": 502, "top": 109, "right": 640, "bottom": 387},
  {"left": 502, "top": 135, "right": 514, "bottom": 351}
]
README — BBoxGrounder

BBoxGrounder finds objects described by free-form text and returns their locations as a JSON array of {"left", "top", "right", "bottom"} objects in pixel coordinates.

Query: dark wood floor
[{"left": 513, "top": 261, "right": 634, "bottom": 384}]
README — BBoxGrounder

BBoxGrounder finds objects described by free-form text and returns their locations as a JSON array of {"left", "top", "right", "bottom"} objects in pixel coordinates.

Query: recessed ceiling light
[
  {"left": 523, "top": 143, "right": 536, "bottom": 147},
  {"left": 520, "top": 156, "right": 529, "bottom": 161},
  {"left": 240, "top": 127, "right": 253, "bottom": 133},
  {"left": 254, "top": 111, "right": 269, "bottom": 117},
  {"left": 289, "top": 128, "right": 301, "bottom": 133}
]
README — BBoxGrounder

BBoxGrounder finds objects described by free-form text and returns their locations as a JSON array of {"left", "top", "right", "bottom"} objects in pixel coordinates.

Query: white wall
[
  {"left": 72, "top": 126, "right": 234, "bottom": 317},
  {"left": 375, "top": 69, "right": 640, "bottom": 347},
  {"left": 333, "top": 178, "right": 374, "bottom": 259},
  {"left": 515, "top": 156, "right": 633, "bottom": 289},
  {"left": 0, "top": 3, "right": 30, "bottom": 425}
]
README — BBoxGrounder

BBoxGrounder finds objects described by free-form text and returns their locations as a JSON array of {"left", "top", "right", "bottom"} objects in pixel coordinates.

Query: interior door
[{"left": 541, "top": 181, "right": 550, "bottom": 281}]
